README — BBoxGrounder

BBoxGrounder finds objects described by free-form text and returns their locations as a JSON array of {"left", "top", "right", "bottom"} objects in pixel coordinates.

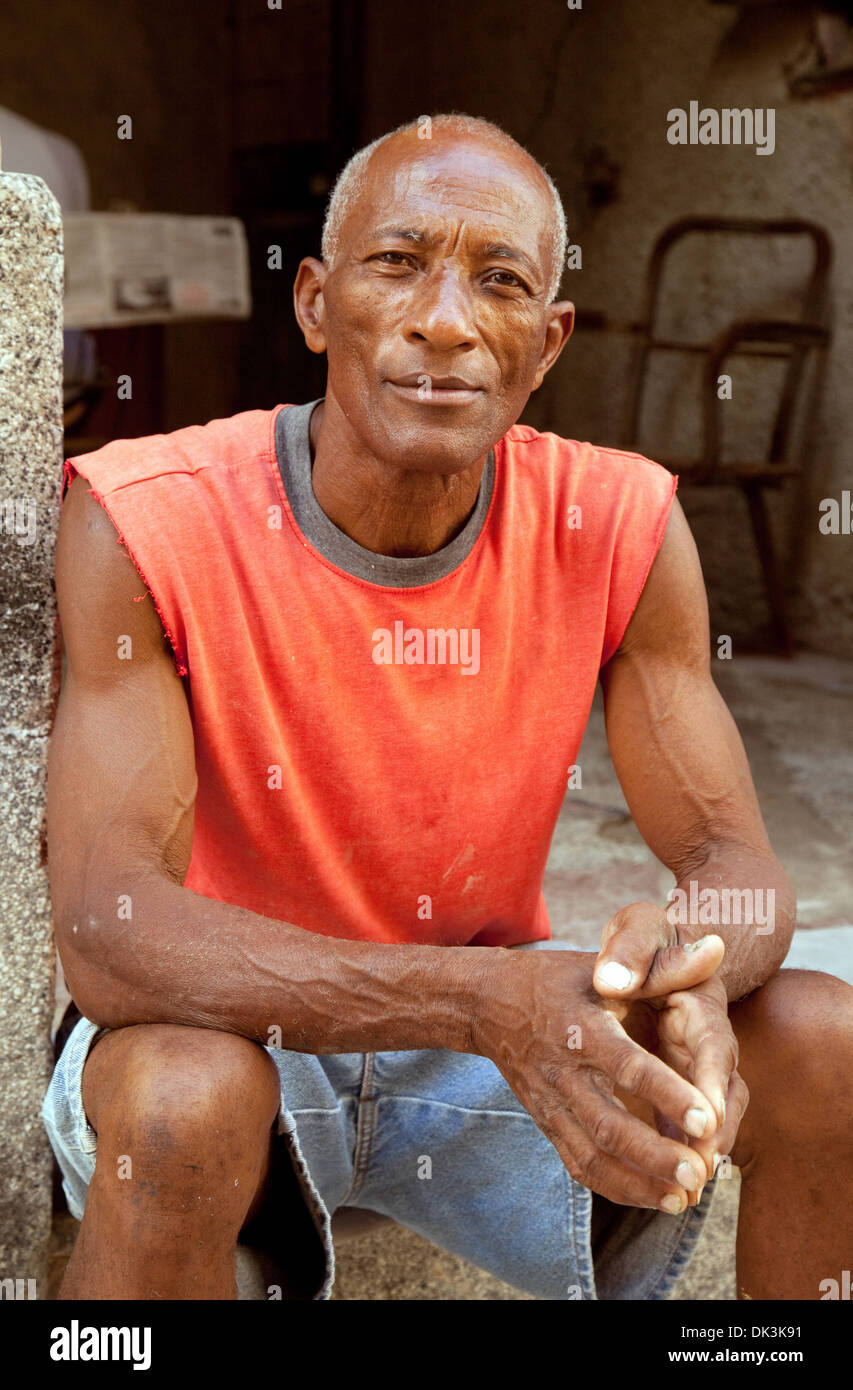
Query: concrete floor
[
  {"left": 49, "top": 654, "right": 852, "bottom": 1299},
  {"left": 323, "top": 1173, "right": 742, "bottom": 1301}
]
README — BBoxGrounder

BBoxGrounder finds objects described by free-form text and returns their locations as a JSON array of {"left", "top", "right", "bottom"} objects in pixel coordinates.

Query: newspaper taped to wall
[{"left": 63, "top": 212, "right": 251, "bottom": 328}]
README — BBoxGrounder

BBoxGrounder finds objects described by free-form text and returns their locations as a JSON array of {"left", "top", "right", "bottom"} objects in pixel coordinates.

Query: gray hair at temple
[{"left": 320, "top": 113, "right": 568, "bottom": 304}]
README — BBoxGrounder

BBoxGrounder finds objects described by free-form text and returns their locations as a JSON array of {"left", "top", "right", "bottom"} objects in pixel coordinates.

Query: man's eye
[
  {"left": 486, "top": 270, "right": 526, "bottom": 289},
  {"left": 375, "top": 251, "right": 412, "bottom": 265}
]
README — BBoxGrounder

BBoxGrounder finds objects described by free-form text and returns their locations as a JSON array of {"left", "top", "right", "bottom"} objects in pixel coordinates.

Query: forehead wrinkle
[
  {"left": 365, "top": 184, "right": 543, "bottom": 242},
  {"left": 396, "top": 172, "right": 528, "bottom": 220},
  {"left": 382, "top": 144, "right": 542, "bottom": 205}
]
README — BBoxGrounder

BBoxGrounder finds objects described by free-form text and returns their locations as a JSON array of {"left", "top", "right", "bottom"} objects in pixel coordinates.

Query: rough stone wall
[{"left": 0, "top": 168, "right": 63, "bottom": 1289}]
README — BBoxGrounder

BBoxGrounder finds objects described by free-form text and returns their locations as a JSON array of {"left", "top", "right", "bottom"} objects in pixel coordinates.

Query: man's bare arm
[
  {"left": 50, "top": 474, "right": 485, "bottom": 1050},
  {"left": 598, "top": 496, "right": 796, "bottom": 1002}
]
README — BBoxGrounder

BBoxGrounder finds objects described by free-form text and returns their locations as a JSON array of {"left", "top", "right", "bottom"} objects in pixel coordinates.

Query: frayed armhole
[{"left": 61, "top": 458, "right": 189, "bottom": 679}]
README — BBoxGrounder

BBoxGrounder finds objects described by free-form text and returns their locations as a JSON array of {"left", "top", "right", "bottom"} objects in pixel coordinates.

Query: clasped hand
[{"left": 475, "top": 902, "right": 749, "bottom": 1212}]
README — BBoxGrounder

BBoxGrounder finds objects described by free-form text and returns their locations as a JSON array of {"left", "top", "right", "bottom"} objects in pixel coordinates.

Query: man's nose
[{"left": 402, "top": 268, "right": 477, "bottom": 349}]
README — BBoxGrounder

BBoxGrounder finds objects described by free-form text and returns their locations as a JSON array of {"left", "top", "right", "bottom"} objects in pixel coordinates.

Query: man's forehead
[
  {"left": 352, "top": 139, "right": 553, "bottom": 265},
  {"left": 372, "top": 137, "right": 547, "bottom": 215}
]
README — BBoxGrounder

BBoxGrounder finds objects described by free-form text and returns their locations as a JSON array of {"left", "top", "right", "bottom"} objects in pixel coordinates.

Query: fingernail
[
  {"left": 684, "top": 1107, "right": 708, "bottom": 1138},
  {"left": 660, "top": 1194, "right": 684, "bottom": 1215},
  {"left": 676, "top": 1160, "right": 700, "bottom": 1191},
  {"left": 683, "top": 935, "right": 714, "bottom": 953},
  {"left": 597, "top": 961, "right": 633, "bottom": 990}
]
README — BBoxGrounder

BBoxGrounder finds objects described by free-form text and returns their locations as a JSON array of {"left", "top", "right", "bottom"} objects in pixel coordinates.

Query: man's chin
[{"left": 371, "top": 393, "right": 496, "bottom": 472}]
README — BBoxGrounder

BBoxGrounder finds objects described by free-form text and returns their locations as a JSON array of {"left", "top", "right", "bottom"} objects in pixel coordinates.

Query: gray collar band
[{"left": 274, "top": 398, "right": 496, "bottom": 588}]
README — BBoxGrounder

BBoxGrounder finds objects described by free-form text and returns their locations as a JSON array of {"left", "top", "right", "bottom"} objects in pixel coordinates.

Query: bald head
[{"left": 320, "top": 113, "right": 567, "bottom": 303}]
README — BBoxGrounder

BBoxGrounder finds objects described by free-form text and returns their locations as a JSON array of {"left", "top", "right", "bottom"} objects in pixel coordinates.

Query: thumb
[
  {"left": 594, "top": 913, "right": 726, "bottom": 999},
  {"left": 639, "top": 933, "right": 726, "bottom": 998}
]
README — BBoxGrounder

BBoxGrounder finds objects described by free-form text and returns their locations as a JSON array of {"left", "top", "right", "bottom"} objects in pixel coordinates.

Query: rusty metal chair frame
[{"left": 579, "top": 217, "right": 833, "bottom": 652}]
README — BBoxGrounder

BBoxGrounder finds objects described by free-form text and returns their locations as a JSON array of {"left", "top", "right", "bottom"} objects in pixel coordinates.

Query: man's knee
[
  {"left": 734, "top": 967, "right": 852, "bottom": 1060},
  {"left": 82, "top": 1022, "right": 281, "bottom": 1157},
  {"left": 732, "top": 967, "right": 853, "bottom": 1145}
]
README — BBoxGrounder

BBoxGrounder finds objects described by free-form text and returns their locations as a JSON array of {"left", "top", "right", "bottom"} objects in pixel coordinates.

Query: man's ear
[
  {"left": 293, "top": 257, "right": 328, "bottom": 355},
  {"left": 532, "top": 300, "right": 575, "bottom": 390}
]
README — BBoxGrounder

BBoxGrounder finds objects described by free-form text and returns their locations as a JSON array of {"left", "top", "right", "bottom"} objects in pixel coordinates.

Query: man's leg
[
  {"left": 60, "top": 1023, "right": 283, "bottom": 1300},
  {"left": 728, "top": 967, "right": 853, "bottom": 1301}
]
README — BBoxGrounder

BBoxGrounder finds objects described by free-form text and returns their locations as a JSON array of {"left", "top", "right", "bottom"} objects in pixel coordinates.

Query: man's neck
[{"left": 308, "top": 397, "right": 487, "bottom": 558}]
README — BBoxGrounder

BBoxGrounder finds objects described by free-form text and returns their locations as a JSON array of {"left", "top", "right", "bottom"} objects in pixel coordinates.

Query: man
[{"left": 43, "top": 112, "right": 852, "bottom": 1301}]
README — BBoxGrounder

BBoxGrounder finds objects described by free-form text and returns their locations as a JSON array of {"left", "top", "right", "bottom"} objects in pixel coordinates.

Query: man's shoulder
[
  {"left": 64, "top": 403, "right": 283, "bottom": 497},
  {"left": 500, "top": 420, "right": 676, "bottom": 489}
]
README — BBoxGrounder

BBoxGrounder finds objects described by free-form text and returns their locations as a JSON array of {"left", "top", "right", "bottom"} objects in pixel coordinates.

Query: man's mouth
[{"left": 386, "top": 372, "right": 483, "bottom": 404}]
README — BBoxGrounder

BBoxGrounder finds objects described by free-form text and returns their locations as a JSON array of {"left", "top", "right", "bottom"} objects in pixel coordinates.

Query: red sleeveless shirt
[{"left": 63, "top": 404, "right": 677, "bottom": 947}]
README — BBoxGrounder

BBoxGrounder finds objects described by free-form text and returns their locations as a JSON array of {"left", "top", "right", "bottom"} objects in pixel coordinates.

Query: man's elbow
[
  {"left": 57, "top": 939, "right": 137, "bottom": 1031},
  {"left": 53, "top": 866, "right": 170, "bottom": 1028}
]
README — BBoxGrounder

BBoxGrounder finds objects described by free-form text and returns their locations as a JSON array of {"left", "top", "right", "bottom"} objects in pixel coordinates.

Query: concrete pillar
[{"left": 0, "top": 156, "right": 64, "bottom": 1292}]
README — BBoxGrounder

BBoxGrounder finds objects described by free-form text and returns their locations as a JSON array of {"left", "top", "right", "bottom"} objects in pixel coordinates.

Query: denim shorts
[{"left": 41, "top": 940, "right": 719, "bottom": 1300}]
